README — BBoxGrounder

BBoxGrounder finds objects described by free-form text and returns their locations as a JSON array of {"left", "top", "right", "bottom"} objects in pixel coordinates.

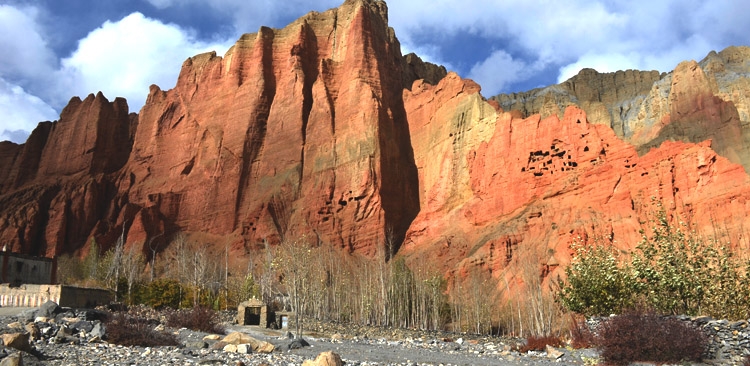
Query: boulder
[
  {"left": 236, "top": 344, "right": 251, "bottom": 354},
  {"left": 220, "top": 332, "right": 274, "bottom": 353},
  {"left": 287, "top": 338, "right": 310, "bottom": 350},
  {"left": 546, "top": 345, "right": 564, "bottom": 359},
  {"left": 0, "top": 353, "right": 22, "bottom": 366},
  {"left": 70, "top": 321, "right": 94, "bottom": 333},
  {"left": 36, "top": 301, "right": 61, "bottom": 319},
  {"left": 246, "top": 337, "right": 275, "bottom": 353},
  {"left": 90, "top": 322, "right": 105, "bottom": 339},
  {"left": 23, "top": 323, "right": 40, "bottom": 341},
  {"left": 223, "top": 344, "right": 238, "bottom": 353},
  {"left": 302, "top": 351, "right": 343, "bottom": 366},
  {"left": 221, "top": 332, "right": 253, "bottom": 345},
  {"left": 0, "top": 333, "right": 31, "bottom": 353}
]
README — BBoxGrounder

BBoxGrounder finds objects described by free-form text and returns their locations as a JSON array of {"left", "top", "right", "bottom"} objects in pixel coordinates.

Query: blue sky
[{"left": 1, "top": 0, "right": 748, "bottom": 143}]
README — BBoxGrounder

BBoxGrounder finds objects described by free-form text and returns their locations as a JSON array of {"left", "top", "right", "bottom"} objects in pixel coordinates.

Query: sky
[{"left": 0, "top": 0, "right": 748, "bottom": 143}]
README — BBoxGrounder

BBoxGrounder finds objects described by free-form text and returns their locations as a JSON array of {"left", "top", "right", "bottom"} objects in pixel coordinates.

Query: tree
[
  {"left": 121, "top": 245, "right": 146, "bottom": 305},
  {"left": 276, "top": 236, "right": 313, "bottom": 338},
  {"left": 559, "top": 242, "right": 634, "bottom": 317},
  {"left": 103, "top": 226, "right": 126, "bottom": 301}
]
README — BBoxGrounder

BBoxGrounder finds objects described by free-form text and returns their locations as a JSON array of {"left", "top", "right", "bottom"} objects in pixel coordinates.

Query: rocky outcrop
[
  {"left": 123, "top": 0, "right": 445, "bottom": 254},
  {"left": 491, "top": 68, "right": 665, "bottom": 136},
  {"left": 0, "top": 0, "right": 444, "bottom": 258},
  {"left": 492, "top": 46, "right": 750, "bottom": 174},
  {"left": 0, "top": 93, "right": 135, "bottom": 256},
  {"left": 403, "top": 72, "right": 750, "bottom": 285}
]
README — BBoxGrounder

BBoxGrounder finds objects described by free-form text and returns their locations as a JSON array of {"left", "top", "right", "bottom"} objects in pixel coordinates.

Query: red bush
[
  {"left": 105, "top": 312, "right": 179, "bottom": 347},
  {"left": 164, "top": 306, "right": 225, "bottom": 334},
  {"left": 569, "top": 316, "right": 596, "bottom": 349},
  {"left": 518, "top": 334, "right": 564, "bottom": 353},
  {"left": 596, "top": 311, "right": 708, "bottom": 365}
]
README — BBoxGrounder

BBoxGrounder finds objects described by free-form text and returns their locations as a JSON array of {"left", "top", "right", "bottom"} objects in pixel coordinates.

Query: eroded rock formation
[
  {"left": 492, "top": 46, "right": 750, "bottom": 173},
  {"left": 402, "top": 73, "right": 750, "bottom": 283},
  {"left": 0, "top": 0, "right": 445, "bottom": 259}
]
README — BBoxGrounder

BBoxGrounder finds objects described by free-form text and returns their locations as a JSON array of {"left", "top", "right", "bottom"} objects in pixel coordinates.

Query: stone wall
[
  {"left": 691, "top": 316, "right": 750, "bottom": 363},
  {"left": 0, "top": 252, "right": 55, "bottom": 285},
  {"left": 0, "top": 284, "right": 111, "bottom": 308}
]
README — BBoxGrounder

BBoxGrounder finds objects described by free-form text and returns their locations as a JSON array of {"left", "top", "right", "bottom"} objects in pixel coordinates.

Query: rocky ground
[{"left": 0, "top": 304, "right": 720, "bottom": 366}]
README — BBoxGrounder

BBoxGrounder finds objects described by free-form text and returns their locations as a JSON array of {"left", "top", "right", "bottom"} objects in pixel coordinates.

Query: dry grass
[
  {"left": 164, "top": 306, "right": 226, "bottom": 334},
  {"left": 518, "top": 334, "right": 564, "bottom": 352},
  {"left": 104, "top": 312, "right": 179, "bottom": 347}
]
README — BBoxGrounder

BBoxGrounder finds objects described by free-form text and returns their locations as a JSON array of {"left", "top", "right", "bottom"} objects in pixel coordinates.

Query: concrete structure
[
  {"left": 237, "top": 298, "right": 270, "bottom": 327},
  {"left": 0, "top": 252, "right": 56, "bottom": 285},
  {"left": 0, "top": 284, "right": 111, "bottom": 308},
  {"left": 274, "top": 311, "right": 294, "bottom": 329}
]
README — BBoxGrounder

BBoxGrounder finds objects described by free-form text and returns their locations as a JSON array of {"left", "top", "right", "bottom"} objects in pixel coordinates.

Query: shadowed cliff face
[
  {"left": 0, "top": 0, "right": 444, "bottom": 258},
  {"left": 125, "top": 0, "right": 433, "bottom": 254},
  {"left": 1, "top": 0, "right": 750, "bottom": 290}
]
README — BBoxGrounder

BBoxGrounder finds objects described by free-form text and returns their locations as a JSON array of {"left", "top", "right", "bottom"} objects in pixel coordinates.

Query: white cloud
[
  {"left": 0, "top": 78, "right": 58, "bottom": 143},
  {"left": 0, "top": 5, "right": 57, "bottom": 96},
  {"left": 0, "top": 6, "right": 235, "bottom": 142},
  {"left": 144, "top": 0, "right": 340, "bottom": 35},
  {"left": 57, "top": 12, "right": 233, "bottom": 113},
  {"left": 557, "top": 53, "right": 641, "bottom": 83},
  {"left": 387, "top": 0, "right": 746, "bottom": 94},
  {"left": 468, "top": 50, "right": 529, "bottom": 96}
]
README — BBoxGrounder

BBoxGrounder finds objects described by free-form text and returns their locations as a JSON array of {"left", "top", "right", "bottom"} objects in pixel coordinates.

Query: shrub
[
  {"left": 518, "top": 334, "right": 564, "bottom": 352},
  {"left": 164, "top": 306, "right": 225, "bottom": 334},
  {"left": 142, "top": 278, "right": 185, "bottom": 309},
  {"left": 558, "top": 242, "right": 634, "bottom": 317},
  {"left": 596, "top": 311, "right": 708, "bottom": 365},
  {"left": 104, "top": 312, "right": 179, "bottom": 347},
  {"left": 560, "top": 199, "right": 750, "bottom": 320},
  {"left": 569, "top": 316, "right": 596, "bottom": 349}
]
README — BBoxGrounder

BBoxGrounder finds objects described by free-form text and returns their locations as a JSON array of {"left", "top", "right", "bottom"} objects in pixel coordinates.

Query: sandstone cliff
[
  {"left": 1, "top": 0, "right": 749, "bottom": 291},
  {"left": 491, "top": 46, "right": 750, "bottom": 173},
  {"left": 403, "top": 73, "right": 750, "bottom": 284},
  {"left": 0, "top": 0, "right": 445, "bottom": 258}
]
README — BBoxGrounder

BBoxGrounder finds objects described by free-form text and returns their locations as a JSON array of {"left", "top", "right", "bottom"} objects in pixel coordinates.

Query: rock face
[
  {"left": 402, "top": 73, "right": 750, "bottom": 283},
  {"left": 492, "top": 46, "right": 750, "bottom": 173},
  {"left": 0, "top": 0, "right": 445, "bottom": 258},
  {"left": 1, "top": 0, "right": 750, "bottom": 291}
]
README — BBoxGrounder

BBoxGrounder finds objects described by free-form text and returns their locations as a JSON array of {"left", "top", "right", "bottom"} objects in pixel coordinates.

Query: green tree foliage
[
  {"left": 143, "top": 278, "right": 185, "bottom": 309},
  {"left": 559, "top": 242, "right": 634, "bottom": 317},
  {"left": 560, "top": 201, "right": 750, "bottom": 319}
]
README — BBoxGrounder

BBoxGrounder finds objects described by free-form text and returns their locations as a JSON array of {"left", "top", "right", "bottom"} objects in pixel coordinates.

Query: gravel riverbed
[{"left": 0, "top": 305, "right": 712, "bottom": 366}]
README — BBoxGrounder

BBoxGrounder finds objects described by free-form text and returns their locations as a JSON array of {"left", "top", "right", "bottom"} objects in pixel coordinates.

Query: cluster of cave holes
[
  {"left": 623, "top": 158, "right": 639, "bottom": 172},
  {"left": 318, "top": 190, "right": 366, "bottom": 222},
  {"left": 521, "top": 140, "right": 579, "bottom": 177},
  {"left": 242, "top": 221, "right": 258, "bottom": 235}
]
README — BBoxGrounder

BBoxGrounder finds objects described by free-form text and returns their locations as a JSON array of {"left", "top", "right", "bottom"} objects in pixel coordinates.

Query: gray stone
[
  {"left": 287, "top": 338, "right": 310, "bottom": 350},
  {"left": 15, "top": 310, "right": 35, "bottom": 324},
  {"left": 186, "top": 341, "right": 208, "bottom": 349},
  {"left": 70, "top": 321, "right": 94, "bottom": 333},
  {"left": 36, "top": 301, "right": 61, "bottom": 318},
  {"left": 90, "top": 322, "right": 105, "bottom": 338}
]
